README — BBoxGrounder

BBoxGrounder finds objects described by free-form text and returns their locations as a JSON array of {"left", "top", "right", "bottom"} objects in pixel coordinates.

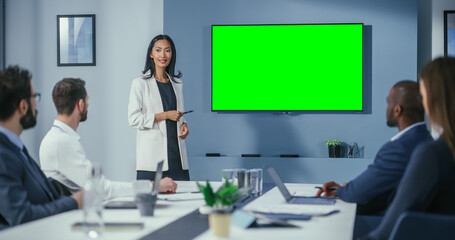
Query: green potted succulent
[
  {"left": 196, "top": 179, "right": 242, "bottom": 238},
  {"left": 326, "top": 139, "right": 342, "bottom": 158}
]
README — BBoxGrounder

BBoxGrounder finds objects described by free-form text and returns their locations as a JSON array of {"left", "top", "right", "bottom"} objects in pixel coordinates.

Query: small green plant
[
  {"left": 326, "top": 139, "right": 341, "bottom": 146},
  {"left": 196, "top": 179, "right": 242, "bottom": 207}
]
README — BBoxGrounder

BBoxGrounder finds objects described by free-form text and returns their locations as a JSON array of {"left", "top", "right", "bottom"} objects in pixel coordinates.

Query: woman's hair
[
  {"left": 420, "top": 57, "right": 455, "bottom": 159},
  {"left": 142, "top": 34, "right": 182, "bottom": 81}
]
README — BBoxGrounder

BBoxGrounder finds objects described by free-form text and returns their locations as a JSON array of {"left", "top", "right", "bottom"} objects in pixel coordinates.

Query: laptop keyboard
[{"left": 289, "top": 197, "right": 336, "bottom": 205}]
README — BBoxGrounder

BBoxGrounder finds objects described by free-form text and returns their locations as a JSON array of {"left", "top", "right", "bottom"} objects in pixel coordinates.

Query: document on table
[
  {"left": 103, "top": 197, "right": 137, "bottom": 209},
  {"left": 158, "top": 192, "right": 204, "bottom": 201},
  {"left": 243, "top": 187, "right": 340, "bottom": 215},
  {"left": 244, "top": 203, "right": 339, "bottom": 215}
]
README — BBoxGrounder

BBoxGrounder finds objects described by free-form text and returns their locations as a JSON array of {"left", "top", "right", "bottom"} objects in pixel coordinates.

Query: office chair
[{"left": 389, "top": 211, "right": 455, "bottom": 240}]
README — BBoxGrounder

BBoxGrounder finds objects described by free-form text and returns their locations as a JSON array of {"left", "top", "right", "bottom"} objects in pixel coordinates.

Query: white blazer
[{"left": 128, "top": 70, "right": 188, "bottom": 171}]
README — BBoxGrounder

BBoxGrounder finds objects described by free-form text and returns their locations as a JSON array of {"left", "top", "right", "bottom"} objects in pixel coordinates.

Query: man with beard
[
  {"left": 39, "top": 78, "right": 177, "bottom": 199},
  {"left": 316, "top": 80, "right": 432, "bottom": 215},
  {"left": 0, "top": 67, "right": 82, "bottom": 230}
]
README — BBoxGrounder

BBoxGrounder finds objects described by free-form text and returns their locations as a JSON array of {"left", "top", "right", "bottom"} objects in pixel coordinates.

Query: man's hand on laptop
[
  {"left": 158, "top": 177, "right": 177, "bottom": 194},
  {"left": 315, "top": 181, "right": 341, "bottom": 197}
]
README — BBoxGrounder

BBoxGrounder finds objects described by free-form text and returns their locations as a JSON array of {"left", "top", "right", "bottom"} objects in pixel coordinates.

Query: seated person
[
  {"left": 0, "top": 66, "right": 82, "bottom": 230},
  {"left": 366, "top": 57, "right": 455, "bottom": 239},
  {"left": 39, "top": 78, "right": 177, "bottom": 200},
  {"left": 316, "top": 80, "right": 432, "bottom": 215}
]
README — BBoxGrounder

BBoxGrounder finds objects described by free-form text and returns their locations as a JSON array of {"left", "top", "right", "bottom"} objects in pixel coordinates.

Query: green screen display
[{"left": 212, "top": 24, "right": 363, "bottom": 111}]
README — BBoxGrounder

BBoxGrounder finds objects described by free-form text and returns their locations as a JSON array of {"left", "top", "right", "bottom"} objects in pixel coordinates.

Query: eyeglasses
[{"left": 32, "top": 93, "right": 41, "bottom": 103}]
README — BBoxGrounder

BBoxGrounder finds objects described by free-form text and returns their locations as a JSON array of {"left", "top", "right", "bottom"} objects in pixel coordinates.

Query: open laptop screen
[
  {"left": 265, "top": 165, "right": 293, "bottom": 201},
  {"left": 151, "top": 160, "right": 164, "bottom": 195}
]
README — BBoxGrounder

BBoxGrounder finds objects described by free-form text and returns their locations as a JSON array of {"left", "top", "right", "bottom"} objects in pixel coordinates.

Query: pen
[
  {"left": 315, "top": 186, "right": 338, "bottom": 191},
  {"left": 172, "top": 191, "right": 200, "bottom": 194},
  {"left": 183, "top": 110, "right": 194, "bottom": 114}
]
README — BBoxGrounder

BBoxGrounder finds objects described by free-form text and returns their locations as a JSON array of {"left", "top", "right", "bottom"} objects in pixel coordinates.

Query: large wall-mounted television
[{"left": 211, "top": 23, "right": 363, "bottom": 111}]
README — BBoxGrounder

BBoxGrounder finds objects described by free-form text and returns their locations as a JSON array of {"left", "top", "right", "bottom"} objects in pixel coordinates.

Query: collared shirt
[
  {"left": 0, "top": 126, "right": 28, "bottom": 162},
  {"left": 0, "top": 126, "right": 23, "bottom": 150},
  {"left": 39, "top": 120, "right": 132, "bottom": 199},
  {"left": 390, "top": 122, "right": 426, "bottom": 141}
]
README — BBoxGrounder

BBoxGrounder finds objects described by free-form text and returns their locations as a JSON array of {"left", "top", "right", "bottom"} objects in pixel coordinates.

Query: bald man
[{"left": 316, "top": 80, "right": 433, "bottom": 215}]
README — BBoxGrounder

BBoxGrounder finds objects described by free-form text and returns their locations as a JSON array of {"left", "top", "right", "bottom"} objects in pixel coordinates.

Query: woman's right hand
[
  {"left": 166, "top": 110, "right": 183, "bottom": 122},
  {"left": 159, "top": 177, "right": 177, "bottom": 193}
]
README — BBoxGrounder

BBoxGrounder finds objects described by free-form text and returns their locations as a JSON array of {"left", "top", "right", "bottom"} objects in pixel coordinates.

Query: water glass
[
  {"left": 236, "top": 169, "right": 247, "bottom": 189},
  {"left": 221, "top": 169, "right": 237, "bottom": 185},
  {"left": 249, "top": 168, "right": 263, "bottom": 196}
]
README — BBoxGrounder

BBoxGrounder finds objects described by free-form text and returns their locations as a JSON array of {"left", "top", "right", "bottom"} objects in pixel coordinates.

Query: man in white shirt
[{"left": 39, "top": 78, "right": 177, "bottom": 200}]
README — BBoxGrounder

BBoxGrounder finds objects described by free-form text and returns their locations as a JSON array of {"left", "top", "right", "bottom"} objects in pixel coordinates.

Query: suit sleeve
[
  {"left": 367, "top": 143, "right": 439, "bottom": 239},
  {"left": 128, "top": 78, "right": 155, "bottom": 129},
  {"left": 0, "top": 151, "right": 77, "bottom": 227},
  {"left": 337, "top": 141, "right": 409, "bottom": 204}
]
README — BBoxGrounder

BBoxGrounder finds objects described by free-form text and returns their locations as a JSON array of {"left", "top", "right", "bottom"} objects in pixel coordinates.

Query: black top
[
  {"left": 156, "top": 81, "right": 188, "bottom": 180},
  {"left": 368, "top": 137, "right": 455, "bottom": 239}
]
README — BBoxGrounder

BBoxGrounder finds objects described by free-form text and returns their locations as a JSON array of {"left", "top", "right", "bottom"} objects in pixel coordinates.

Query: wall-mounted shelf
[{"left": 189, "top": 156, "right": 373, "bottom": 184}]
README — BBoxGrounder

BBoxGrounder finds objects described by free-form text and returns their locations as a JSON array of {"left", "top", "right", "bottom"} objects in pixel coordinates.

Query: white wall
[{"left": 5, "top": 0, "right": 163, "bottom": 181}]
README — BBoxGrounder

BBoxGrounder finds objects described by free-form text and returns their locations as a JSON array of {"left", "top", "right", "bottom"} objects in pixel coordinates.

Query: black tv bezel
[
  {"left": 210, "top": 23, "right": 365, "bottom": 113},
  {"left": 444, "top": 10, "right": 455, "bottom": 57}
]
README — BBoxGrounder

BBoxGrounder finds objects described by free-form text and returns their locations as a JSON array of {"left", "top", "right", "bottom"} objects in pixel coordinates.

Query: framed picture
[
  {"left": 57, "top": 14, "right": 96, "bottom": 66},
  {"left": 444, "top": 10, "right": 455, "bottom": 57}
]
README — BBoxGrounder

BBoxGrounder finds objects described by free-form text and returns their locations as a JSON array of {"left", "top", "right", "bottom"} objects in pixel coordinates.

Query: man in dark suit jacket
[
  {"left": 0, "top": 66, "right": 83, "bottom": 230},
  {"left": 316, "top": 80, "right": 433, "bottom": 215}
]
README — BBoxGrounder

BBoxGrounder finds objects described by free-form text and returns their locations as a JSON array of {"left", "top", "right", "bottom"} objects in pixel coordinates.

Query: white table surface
[
  {"left": 0, "top": 182, "right": 356, "bottom": 240},
  {"left": 0, "top": 181, "right": 207, "bottom": 240},
  {"left": 196, "top": 183, "right": 357, "bottom": 240}
]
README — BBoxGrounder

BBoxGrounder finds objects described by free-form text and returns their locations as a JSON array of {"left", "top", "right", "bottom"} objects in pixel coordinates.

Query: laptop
[
  {"left": 151, "top": 160, "right": 164, "bottom": 195},
  {"left": 104, "top": 160, "right": 164, "bottom": 209},
  {"left": 265, "top": 165, "right": 336, "bottom": 205}
]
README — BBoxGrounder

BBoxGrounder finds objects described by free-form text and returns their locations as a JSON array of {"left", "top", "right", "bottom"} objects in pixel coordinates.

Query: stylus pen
[
  {"left": 315, "top": 186, "right": 338, "bottom": 191},
  {"left": 183, "top": 110, "right": 194, "bottom": 114},
  {"left": 172, "top": 191, "right": 200, "bottom": 194}
]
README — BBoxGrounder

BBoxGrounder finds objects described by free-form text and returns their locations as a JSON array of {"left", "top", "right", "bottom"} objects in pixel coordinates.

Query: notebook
[
  {"left": 265, "top": 165, "right": 336, "bottom": 205},
  {"left": 104, "top": 160, "right": 163, "bottom": 209}
]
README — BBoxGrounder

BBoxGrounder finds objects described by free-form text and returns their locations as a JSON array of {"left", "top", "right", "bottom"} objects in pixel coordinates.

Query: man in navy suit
[
  {"left": 316, "top": 80, "right": 432, "bottom": 215},
  {"left": 0, "top": 66, "right": 83, "bottom": 230}
]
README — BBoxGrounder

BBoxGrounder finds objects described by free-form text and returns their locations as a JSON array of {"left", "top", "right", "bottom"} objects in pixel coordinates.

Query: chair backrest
[
  {"left": 48, "top": 177, "right": 72, "bottom": 196},
  {"left": 389, "top": 211, "right": 455, "bottom": 240}
]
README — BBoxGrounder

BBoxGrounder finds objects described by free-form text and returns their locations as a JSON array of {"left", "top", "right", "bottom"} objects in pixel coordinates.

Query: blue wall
[
  {"left": 5, "top": 0, "right": 164, "bottom": 182},
  {"left": 164, "top": 0, "right": 418, "bottom": 161}
]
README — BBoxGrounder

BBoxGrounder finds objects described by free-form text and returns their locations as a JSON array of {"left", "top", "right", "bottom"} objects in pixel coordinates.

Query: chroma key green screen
[{"left": 211, "top": 23, "right": 363, "bottom": 111}]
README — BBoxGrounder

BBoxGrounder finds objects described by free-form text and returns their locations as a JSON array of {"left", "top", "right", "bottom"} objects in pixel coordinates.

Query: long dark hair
[
  {"left": 142, "top": 34, "right": 182, "bottom": 81},
  {"left": 420, "top": 57, "right": 455, "bottom": 159}
]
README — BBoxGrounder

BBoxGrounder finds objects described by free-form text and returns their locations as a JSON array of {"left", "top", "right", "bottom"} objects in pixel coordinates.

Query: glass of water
[
  {"left": 221, "top": 169, "right": 237, "bottom": 185},
  {"left": 248, "top": 168, "right": 263, "bottom": 196}
]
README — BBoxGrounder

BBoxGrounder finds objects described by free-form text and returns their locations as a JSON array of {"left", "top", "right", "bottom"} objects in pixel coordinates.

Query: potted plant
[
  {"left": 196, "top": 179, "right": 242, "bottom": 238},
  {"left": 326, "top": 139, "right": 341, "bottom": 158}
]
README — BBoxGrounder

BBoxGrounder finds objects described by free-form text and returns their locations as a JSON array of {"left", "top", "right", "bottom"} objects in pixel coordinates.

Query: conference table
[{"left": 0, "top": 182, "right": 356, "bottom": 240}]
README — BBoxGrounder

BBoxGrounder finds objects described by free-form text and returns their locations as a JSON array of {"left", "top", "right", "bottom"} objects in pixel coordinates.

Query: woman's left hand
[{"left": 178, "top": 123, "right": 189, "bottom": 139}]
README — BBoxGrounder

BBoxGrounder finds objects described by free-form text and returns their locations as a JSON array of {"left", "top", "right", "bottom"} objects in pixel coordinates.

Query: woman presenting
[{"left": 128, "top": 34, "right": 190, "bottom": 181}]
